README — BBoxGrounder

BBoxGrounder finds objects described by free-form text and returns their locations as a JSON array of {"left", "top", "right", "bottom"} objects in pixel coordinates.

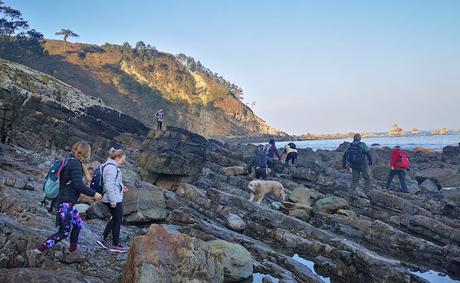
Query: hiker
[
  {"left": 385, "top": 146, "right": 409, "bottom": 193},
  {"left": 155, "top": 108, "right": 164, "bottom": 130},
  {"left": 264, "top": 138, "right": 282, "bottom": 171},
  {"left": 37, "top": 141, "right": 102, "bottom": 253},
  {"left": 249, "top": 145, "right": 270, "bottom": 180},
  {"left": 342, "top": 134, "right": 373, "bottom": 194},
  {"left": 284, "top": 142, "right": 298, "bottom": 166},
  {"left": 97, "top": 148, "right": 129, "bottom": 253}
]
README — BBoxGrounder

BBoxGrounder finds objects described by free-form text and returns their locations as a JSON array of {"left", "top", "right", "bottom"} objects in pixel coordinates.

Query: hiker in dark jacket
[
  {"left": 97, "top": 148, "right": 129, "bottom": 253},
  {"left": 37, "top": 141, "right": 102, "bottom": 253},
  {"left": 342, "top": 134, "right": 373, "bottom": 195},
  {"left": 250, "top": 145, "right": 270, "bottom": 180}
]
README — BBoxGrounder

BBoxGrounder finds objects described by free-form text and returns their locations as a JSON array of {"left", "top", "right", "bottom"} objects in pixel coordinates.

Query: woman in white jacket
[{"left": 96, "top": 148, "right": 128, "bottom": 253}]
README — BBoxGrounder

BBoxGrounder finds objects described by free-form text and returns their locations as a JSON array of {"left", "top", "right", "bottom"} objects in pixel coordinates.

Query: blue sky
[{"left": 12, "top": 0, "right": 460, "bottom": 134}]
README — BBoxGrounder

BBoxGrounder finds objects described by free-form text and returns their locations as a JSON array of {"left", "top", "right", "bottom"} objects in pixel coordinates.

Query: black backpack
[
  {"left": 288, "top": 142, "right": 296, "bottom": 149},
  {"left": 254, "top": 153, "right": 268, "bottom": 168},
  {"left": 90, "top": 163, "right": 118, "bottom": 195},
  {"left": 347, "top": 143, "right": 365, "bottom": 165}
]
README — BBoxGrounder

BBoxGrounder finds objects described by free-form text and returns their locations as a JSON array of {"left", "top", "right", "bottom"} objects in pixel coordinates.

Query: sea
[{"left": 263, "top": 133, "right": 460, "bottom": 152}]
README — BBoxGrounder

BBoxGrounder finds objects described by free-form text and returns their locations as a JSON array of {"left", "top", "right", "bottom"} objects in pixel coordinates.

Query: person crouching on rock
[
  {"left": 37, "top": 141, "right": 102, "bottom": 253},
  {"left": 249, "top": 145, "right": 270, "bottom": 180},
  {"left": 284, "top": 142, "right": 298, "bottom": 166},
  {"left": 96, "top": 147, "right": 129, "bottom": 253}
]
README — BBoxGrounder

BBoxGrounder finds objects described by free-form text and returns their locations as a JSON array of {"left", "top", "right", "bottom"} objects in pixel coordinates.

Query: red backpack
[{"left": 397, "top": 151, "right": 410, "bottom": 169}]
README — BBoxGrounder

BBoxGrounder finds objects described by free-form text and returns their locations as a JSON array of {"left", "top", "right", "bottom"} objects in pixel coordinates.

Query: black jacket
[
  {"left": 250, "top": 152, "right": 269, "bottom": 169},
  {"left": 56, "top": 155, "right": 96, "bottom": 205},
  {"left": 342, "top": 141, "right": 373, "bottom": 169}
]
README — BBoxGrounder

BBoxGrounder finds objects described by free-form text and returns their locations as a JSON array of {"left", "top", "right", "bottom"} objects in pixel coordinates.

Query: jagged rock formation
[
  {"left": 1, "top": 59, "right": 460, "bottom": 282},
  {"left": 388, "top": 123, "right": 404, "bottom": 136},
  {"left": 432, "top": 128, "right": 449, "bottom": 135},
  {"left": 0, "top": 58, "right": 148, "bottom": 159}
]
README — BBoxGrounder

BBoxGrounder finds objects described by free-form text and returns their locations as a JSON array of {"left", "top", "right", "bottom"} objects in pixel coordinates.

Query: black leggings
[
  {"left": 157, "top": 121, "right": 163, "bottom": 130},
  {"left": 285, "top": 152, "right": 298, "bottom": 165},
  {"left": 103, "top": 202, "right": 123, "bottom": 246},
  {"left": 255, "top": 168, "right": 268, "bottom": 180}
]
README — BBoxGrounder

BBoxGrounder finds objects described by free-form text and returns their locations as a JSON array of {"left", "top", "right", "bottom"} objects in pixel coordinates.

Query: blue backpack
[
  {"left": 90, "top": 163, "right": 117, "bottom": 195},
  {"left": 41, "top": 158, "right": 72, "bottom": 212}
]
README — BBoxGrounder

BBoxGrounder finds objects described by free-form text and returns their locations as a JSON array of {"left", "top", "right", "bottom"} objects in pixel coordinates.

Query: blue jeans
[{"left": 386, "top": 169, "right": 408, "bottom": 193}]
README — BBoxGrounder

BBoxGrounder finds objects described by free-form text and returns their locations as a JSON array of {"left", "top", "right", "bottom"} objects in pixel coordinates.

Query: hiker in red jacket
[{"left": 385, "top": 146, "right": 409, "bottom": 193}]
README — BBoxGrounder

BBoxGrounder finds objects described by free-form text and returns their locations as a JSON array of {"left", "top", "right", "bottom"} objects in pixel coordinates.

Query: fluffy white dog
[{"left": 248, "top": 180, "right": 286, "bottom": 204}]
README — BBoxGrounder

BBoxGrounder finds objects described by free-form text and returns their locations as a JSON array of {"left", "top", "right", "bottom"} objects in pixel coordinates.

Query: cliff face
[
  {"left": 0, "top": 58, "right": 148, "bottom": 157},
  {"left": 1, "top": 39, "right": 285, "bottom": 138}
]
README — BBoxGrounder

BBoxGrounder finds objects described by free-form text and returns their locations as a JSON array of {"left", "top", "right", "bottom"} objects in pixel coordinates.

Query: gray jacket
[{"left": 101, "top": 158, "right": 124, "bottom": 204}]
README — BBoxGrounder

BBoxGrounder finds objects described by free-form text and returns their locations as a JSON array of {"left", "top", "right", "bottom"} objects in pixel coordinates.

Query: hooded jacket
[
  {"left": 390, "top": 148, "right": 407, "bottom": 169},
  {"left": 101, "top": 158, "right": 124, "bottom": 204}
]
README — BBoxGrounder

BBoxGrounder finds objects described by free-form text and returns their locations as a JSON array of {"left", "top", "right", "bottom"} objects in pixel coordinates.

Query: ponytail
[{"left": 109, "top": 147, "right": 125, "bottom": 160}]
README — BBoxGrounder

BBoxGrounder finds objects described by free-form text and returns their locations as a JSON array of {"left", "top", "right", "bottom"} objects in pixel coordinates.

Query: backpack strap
[
  {"left": 56, "top": 158, "right": 66, "bottom": 177},
  {"left": 57, "top": 157, "right": 74, "bottom": 177},
  {"left": 102, "top": 163, "right": 119, "bottom": 179}
]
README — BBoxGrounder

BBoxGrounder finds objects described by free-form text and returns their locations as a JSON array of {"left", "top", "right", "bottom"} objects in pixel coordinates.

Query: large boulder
[
  {"left": 206, "top": 240, "right": 253, "bottom": 282},
  {"left": 226, "top": 214, "right": 246, "bottom": 232},
  {"left": 222, "top": 166, "right": 245, "bottom": 176},
  {"left": 288, "top": 186, "right": 320, "bottom": 206},
  {"left": 440, "top": 187, "right": 460, "bottom": 202},
  {"left": 174, "top": 183, "right": 211, "bottom": 208},
  {"left": 138, "top": 127, "right": 208, "bottom": 180},
  {"left": 123, "top": 183, "right": 168, "bottom": 224},
  {"left": 415, "top": 168, "right": 460, "bottom": 188},
  {"left": 313, "top": 196, "right": 348, "bottom": 214},
  {"left": 86, "top": 202, "right": 111, "bottom": 219},
  {"left": 442, "top": 145, "right": 460, "bottom": 160},
  {"left": 0, "top": 268, "right": 101, "bottom": 283},
  {"left": 122, "top": 224, "right": 224, "bottom": 283},
  {"left": 280, "top": 202, "right": 313, "bottom": 221},
  {"left": 0, "top": 61, "right": 148, "bottom": 159},
  {"left": 419, "top": 179, "right": 439, "bottom": 193}
]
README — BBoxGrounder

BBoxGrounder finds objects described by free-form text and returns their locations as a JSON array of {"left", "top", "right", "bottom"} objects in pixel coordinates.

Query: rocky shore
[{"left": 1, "top": 59, "right": 460, "bottom": 282}]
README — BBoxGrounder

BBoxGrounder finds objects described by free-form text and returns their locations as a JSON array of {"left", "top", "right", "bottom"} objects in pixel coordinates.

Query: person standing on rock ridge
[
  {"left": 342, "top": 134, "right": 373, "bottom": 195},
  {"left": 36, "top": 141, "right": 102, "bottom": 253},
  {"left": 155, "top": 108, "right": 164, "bottom": 130},
  {"left": 249, "top": 145, "right": 270, "bottom": 180},
  {"left": 385, "top": 146, "right": 409, "bottom": 193},
  {"left": 96, "top": 148, "right": 129, "bottom": 253}
]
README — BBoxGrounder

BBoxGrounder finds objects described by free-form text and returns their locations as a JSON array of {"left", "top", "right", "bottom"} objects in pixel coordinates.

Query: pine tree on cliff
[{"left": 55, "top": 28, "right": 79, "bottom": 54}]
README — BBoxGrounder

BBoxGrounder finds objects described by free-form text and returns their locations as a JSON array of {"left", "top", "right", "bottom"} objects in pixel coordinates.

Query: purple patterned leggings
[{"left": 38, "top": 203, "right": 83, "bottom": 252}]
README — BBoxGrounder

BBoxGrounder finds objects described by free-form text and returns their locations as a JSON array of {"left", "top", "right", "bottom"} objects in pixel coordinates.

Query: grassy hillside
[{"left": 0, "top": 39, "right": 285, "bottom": 137}]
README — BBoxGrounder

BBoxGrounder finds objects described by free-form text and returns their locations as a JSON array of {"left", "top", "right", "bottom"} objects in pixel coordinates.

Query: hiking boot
[
  {"left": 109, "top": 244, "right": 128, "bottom": 253},
  {"left": 96, "top": 236, "right": 109, "bottom": 249}
]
